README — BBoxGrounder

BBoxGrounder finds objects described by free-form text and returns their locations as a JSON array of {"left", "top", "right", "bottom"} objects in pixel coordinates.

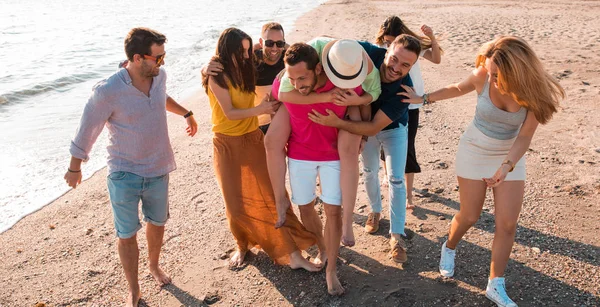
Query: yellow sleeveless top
[{"left": 208, "top": 84, "right": 258, "bottom": 136}]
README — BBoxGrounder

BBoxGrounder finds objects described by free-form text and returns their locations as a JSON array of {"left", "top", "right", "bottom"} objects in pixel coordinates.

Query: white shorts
[{"left": 288, "top": 158, "right": 342, "bottom": 206}]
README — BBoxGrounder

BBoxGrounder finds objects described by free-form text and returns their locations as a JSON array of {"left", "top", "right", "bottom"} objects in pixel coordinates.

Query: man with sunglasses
[
  {"left": 64, "top": 27, "right": 197, "bottom": 307},
  {"left": 203, "top": 22, "right": 287, "bottom": 133}
]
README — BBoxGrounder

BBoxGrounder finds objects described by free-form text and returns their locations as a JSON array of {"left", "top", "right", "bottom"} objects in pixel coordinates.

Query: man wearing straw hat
[{"left": 272, "top": 40, "right": 372, "bottom": 296}]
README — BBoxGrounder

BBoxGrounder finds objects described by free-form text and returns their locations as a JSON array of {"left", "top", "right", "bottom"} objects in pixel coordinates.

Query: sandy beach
[{"left": 1, "top": 0, "right": 599, "bottom": 306}]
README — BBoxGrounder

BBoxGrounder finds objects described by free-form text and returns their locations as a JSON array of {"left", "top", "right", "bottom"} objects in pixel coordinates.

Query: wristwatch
[{"left": 184, "top": 110, "right": 194, "bottom": 118}]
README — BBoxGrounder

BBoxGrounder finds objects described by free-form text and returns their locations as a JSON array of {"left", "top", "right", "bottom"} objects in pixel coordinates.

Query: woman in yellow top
[{"left": 202, "top": 28, "right": 319, "bottom": 271}]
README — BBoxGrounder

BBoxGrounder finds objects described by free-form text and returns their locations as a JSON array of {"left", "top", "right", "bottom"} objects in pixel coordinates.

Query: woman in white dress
[{"left": 401, "top": 36, "right": 564, "bottom": 307}]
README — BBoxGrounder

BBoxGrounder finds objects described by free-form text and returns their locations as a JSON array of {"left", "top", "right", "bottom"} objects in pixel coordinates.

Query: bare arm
[
  {"left": 166, "top": 95, "right": 197, "bottom": 137},
  {"left": 420, "top": 25, "right": 441, "bottom": 64},
  {"left": 279, "top": 90, "right": 334, "bottom": 105},
  {"left": 166, "top": 95, "right": 189, "bottom": 115},
  {"left": 484, "top": 111, "right": 539, "bottom": 187},
  {"left": 308, "top": 108, "right": 392, "bottom": 136},
  {"left": 209, "top": 77, "right": 279, "bottom": 120},
  {"left": 505, "top": 111, "right": 538, "bottom": 163},
  {"left": 399, "top": 68, "right": 482, "bottom": 104}
]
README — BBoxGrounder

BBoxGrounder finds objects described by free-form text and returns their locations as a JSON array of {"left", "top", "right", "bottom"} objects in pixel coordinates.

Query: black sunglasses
[{"left": 264, "top": 39, "right": 285, "bottom": 48}]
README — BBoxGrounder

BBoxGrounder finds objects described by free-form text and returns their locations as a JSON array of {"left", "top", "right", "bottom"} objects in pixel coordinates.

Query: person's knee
[
  {"left": 388, "top": 175, "right": 405, "bottom": 187},
  {"left": 457, "top": 212, "right": 480, "bottom": 226},
  {"left": 338, "top": 135, "right": 360, "bottom": 158},
  {"left": 264, "top": 133, "right": 283, "bottom": 152},
  {"left": 496, "top": 219, "right": 518, "bottom": 236},
  {"left": 118, "top": 235, "right": 138, "bottom": 245},
  {"left": 324, "top": 204, "right": 342, "bottom": 220}
]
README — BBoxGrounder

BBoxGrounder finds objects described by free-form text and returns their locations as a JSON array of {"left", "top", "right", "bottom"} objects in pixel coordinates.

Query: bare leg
[
  {"left": 298, "top": 200, "right": 327, "bottom": 268},
  {"left": 146, "top": 223, "right": 171, "bottom": 286},
  {"left": 405, "top": 173, "right": 415, "bottom": 209},
  {"left": 264, "top": 106, "right": 292, "bottom": 228},
  {"left": 490, "top": 181, "right": 524, "bottom": 278},
  {"left": 446, "top": 177, "right": 487, "bottom": 249},
  {"left": 339, "top": 106, "right": 362, "bottom": 247},
  {"left": 118, "top": 235, "right": 141, "bottom": 307},
  {"left": 324, "top": 203, "right": 344, "bottom": 296}
]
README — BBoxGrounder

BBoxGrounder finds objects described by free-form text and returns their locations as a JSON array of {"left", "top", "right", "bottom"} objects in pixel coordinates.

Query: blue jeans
[
  {"left": 360, "top": 126, "right": 408, "bottom": 235},
  {"left": 107, "top": 171, "right": 170, "bottom": 239}
]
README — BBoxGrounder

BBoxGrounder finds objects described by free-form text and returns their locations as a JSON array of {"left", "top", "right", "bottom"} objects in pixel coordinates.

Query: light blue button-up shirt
[{"left": 70, "top": 68, "right": 176, "bottom": 177}]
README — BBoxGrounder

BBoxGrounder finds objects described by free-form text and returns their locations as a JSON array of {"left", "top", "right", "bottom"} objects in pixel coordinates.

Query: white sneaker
[
  {"left": 486, "top": 277, "right": 518, "bottom": 307},
  {"left": 439, "top": 240, "right": 456, "bottom": 277}
]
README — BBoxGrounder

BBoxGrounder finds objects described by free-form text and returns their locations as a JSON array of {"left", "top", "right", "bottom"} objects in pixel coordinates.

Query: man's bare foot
[
  {"left": 289, "top": 251, "right": 320, "bottom": 272},
  {"left": 149, "top": 266, "right": 172, "bottom": 286},
  {"left": 341, "top": 224, "right": 355, "bottom": 247},
  {"left": 312, "top": 251, "right": 328, "bottom": 268},
  {"left": 326, "top": 270, "right": 345, "bottom": 296},
  {"left": 406, "top": 197, "right": 415, "bottom": 210},
  {"left": 125, "top": 288, "right": 141, "bottom": 307},
  {"left": 275, "top": 198, "right": 291, "bottom": 228},
  {"left": 229, "top": 249, "right": 247, "bottom": 268}
]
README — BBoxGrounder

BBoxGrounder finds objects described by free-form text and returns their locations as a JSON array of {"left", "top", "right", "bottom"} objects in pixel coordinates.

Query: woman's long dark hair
[
  {"left": 375, "top": 16, "right": 444, "bottom": 54},
  {"left": 202, "top": 28, "right": 256, "bottom": 93}
]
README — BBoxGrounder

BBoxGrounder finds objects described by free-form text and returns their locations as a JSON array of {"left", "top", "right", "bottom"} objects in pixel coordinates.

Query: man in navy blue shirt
[{"left": 309, "top": 34, "right": 421, "bottom": 263}]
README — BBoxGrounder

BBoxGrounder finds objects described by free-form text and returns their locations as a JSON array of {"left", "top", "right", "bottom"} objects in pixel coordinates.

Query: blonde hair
[{"left": 475, "top": 36, "right": 564, "bottom": 124}]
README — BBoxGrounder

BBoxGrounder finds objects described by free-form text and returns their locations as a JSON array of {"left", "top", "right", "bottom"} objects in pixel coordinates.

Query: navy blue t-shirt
[{"left": 359, "top": 41, "right": 413, "bottom": 131}]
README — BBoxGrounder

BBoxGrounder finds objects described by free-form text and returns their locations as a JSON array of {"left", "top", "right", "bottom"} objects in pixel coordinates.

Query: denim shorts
[{"left": 107, "top": 171, "right": 170, "bottom": 239}]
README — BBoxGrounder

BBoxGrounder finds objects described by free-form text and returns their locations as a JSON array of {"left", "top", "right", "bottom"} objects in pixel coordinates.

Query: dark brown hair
[
  {"left": 376, "top": 16, "right": 443, "bottom": 54},
  {"left": 390, "top": 34, "right": 422, "bottom": 58},
  {"left": 261, "top": 22, "right": 284, "bottom": 37},
  {"left": 124, "top": 27, "right": 167, "bottom": 61},
  {"left": 202, "top": 28, "right": 256, "bottom": 94},
  {"left": 283, "top": 43, "right": 319, "bottom": 70}
]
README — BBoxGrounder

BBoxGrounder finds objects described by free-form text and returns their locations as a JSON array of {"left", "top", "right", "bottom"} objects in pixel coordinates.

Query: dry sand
[{"left": 1, "top": 0, "right": 599, "bottom": 306}]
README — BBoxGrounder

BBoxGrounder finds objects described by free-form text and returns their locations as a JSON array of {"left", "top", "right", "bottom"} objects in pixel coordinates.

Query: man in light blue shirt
[{"left": 64, "top": 27, "right": 197, "bottom": 307}]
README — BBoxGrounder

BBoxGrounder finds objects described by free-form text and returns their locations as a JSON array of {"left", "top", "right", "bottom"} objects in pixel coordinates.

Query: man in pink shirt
[{"left": 272, "top": 42, "right": 364, "bottom": 296}]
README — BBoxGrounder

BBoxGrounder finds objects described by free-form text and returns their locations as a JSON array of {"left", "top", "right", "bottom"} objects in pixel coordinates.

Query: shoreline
[{"left": 1, "top": 0, "right": 599, "bottom": 306}]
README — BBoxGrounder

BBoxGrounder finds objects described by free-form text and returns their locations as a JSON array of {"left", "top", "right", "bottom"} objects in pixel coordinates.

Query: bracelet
[
  {"left": 501, "top": 159, "right": 515, "bottom": 172},
  {"left": 68, "top": 168, "right": 81, "bottom": 173},
  {"left": 183, "top": 110, "right": 193, "bottom": 118},
  {"left": 422, "top": 93, "right": 429, "bottom": 105}
]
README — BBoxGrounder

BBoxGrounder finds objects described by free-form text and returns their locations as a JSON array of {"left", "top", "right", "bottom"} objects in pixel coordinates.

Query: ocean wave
[{"left": 0, "top": 72, "right": 101, "bottom": 105}]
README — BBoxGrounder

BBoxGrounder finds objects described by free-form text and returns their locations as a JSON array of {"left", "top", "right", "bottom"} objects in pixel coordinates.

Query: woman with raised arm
[
  {"left": 401, "top": 36, "right": 564, "bottom": 307},
  {"left": 375, "top": 15, "right": 443, "bottom": 210},
  {"left": 202, "top": 27, "right": 319, "bottom": 272}
]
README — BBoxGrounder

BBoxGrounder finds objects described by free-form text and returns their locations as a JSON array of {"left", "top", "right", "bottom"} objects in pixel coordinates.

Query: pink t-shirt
[{"left": 272, "top": 78, "right": 364, "bottom": 161}]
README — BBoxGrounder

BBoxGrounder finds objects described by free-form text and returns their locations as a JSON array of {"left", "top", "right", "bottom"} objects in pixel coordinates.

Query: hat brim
[{"left": 321, "top": 39, "right": 369, "bottom": 89}]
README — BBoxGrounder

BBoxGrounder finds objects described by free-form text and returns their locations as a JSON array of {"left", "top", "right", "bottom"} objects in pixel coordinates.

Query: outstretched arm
[
  {"left": 399, "top": 68, "right": 482, "bottom": 104},
  {"left": 309, "top": 108, "right": 392, "bottom": 136}
]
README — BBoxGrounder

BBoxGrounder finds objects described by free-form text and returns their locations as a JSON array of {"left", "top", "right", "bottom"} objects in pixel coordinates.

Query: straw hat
[{"left": 321, "top": 39, "right": 368, "bottom": 89}]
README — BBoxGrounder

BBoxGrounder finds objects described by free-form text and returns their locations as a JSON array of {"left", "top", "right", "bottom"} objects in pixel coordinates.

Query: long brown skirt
[{"left": 213, "top": 129, "right": 317, "bottom": 265}]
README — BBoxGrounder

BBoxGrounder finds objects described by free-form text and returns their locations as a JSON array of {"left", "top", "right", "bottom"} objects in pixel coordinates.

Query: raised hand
[{"left": 421, "top": 24, "right": 435, "bottom": 40}]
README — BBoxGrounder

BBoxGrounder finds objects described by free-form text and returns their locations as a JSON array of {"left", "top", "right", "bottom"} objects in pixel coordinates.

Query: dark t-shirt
[
  {"left": 254, "top": 49, "right": 285, "bottom": 86},
  {"left": 358, "top": 41, "right": 414, "bottom": 131}
]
